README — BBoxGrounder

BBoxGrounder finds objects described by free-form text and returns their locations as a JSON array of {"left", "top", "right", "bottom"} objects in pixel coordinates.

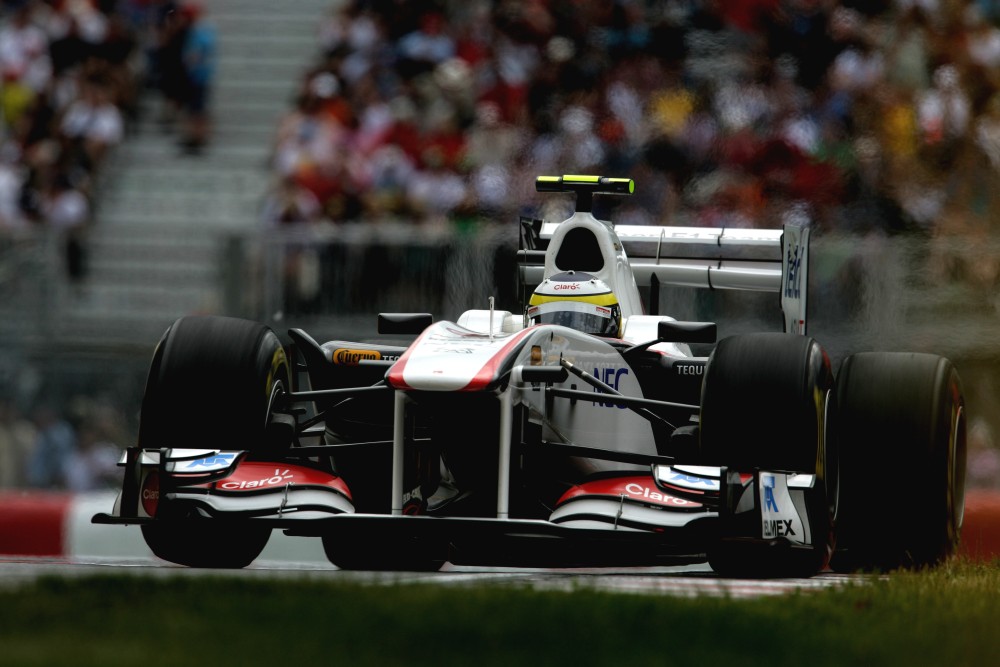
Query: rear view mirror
[
  {"left": 658, "top": 321, "right": 716, "bottom": 344},
  {"left": 378, "top": 313, "right": 433, "bottom": 335}
]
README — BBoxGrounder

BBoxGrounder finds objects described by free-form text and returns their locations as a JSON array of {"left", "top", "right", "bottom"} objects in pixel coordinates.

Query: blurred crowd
[
  {"left": 0, "top": 0, "right": 212, "bottom": 490},
  {"left": 0, "top": 0, "right": 137, "bottom": 280},
  {"left": 0, "top": 395, "right": 125, "bottom": 491},
  {"left": 0, "top": 0, "right": 214, "bottom": 280},
  {"left": 263, "top": 0, "right": 1000, "bottom": 250}
]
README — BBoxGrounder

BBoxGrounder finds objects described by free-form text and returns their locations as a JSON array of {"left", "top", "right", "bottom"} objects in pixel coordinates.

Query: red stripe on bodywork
[
  {"left": 387, "top": 325, "right": 537, "bottom": 392},
  {"left": 558, "top": 476, "right": 703, "bottom": 509},
  {"left": 210, "top": 461, "right": 351, "bottom": 499},
  {"left": 0, "top": 491, "right": 71, "bottom": 556},
  {"left": 460, "top": 328, "right": 536, "bottom": 392},
  {"left": 385, "top": 325, "right": 434, "bottom": 390}
]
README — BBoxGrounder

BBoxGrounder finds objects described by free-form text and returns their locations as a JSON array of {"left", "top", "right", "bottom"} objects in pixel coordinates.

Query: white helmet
[{"left": 526, "top": 271, "right": 621, "bottom": 337}]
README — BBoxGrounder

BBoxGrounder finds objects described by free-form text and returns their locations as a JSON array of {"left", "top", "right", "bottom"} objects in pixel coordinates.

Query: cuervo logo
[{"left": 332, "top": 348, "right": 381, "bottom": 365}]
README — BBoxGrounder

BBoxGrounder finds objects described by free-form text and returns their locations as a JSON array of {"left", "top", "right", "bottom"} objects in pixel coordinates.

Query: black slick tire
[
  {"left": 138, "top": 315, "right": 290, "bottom": 568},
  {"left": 831, "top": 352, "right": 966, "bottom": 572}
]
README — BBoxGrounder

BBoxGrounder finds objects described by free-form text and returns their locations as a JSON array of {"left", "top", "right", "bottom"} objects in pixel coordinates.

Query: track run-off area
[{"left": 2, "top": 489, "right": 999, "bottom": 598}]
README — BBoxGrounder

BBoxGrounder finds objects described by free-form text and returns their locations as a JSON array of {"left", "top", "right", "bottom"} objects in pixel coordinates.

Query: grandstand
[
  {"left": 44, "top": 0, "right": 332, "bottom": 347},
  {"left": 0, "top": 0, "right": 338, "bottom": 437}
]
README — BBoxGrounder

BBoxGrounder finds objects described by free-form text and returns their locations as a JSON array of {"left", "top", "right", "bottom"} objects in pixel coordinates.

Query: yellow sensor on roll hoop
[
  {"left": 535, "top": 175, "right": 634, "bottom": 211},
  {"left": 534, "top": 175, "right": 634, "bottom": 195}
]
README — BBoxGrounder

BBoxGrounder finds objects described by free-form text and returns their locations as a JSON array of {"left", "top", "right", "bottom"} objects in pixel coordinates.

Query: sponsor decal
[
  {"left": 675, "top": 363, "right": 704, "bottom": 376},
  {"left": 763, "top": 474, "right": 779, "bottom": 511},
  {"left": 763, "top": 519, "right": 796, "bottom": 537},
  {"left": 141, "top": 470, "right": 159, "bottom": 516},
  {"left": 220, "top": 468, "right": 293, "bottom": 490},
  {"left": 267, "top": 347, "right": 287, "bottom": 399},
  {"left": 785, "top": 243, "right": 802, "bottom": 299},
  {"left": 624, "top": 482, "right": 695, "bottom": 507},
  {"left": 593, "top": 366, "right": 629, "bottom": 409},
  {"left": 332, "top": 348, "right": 382, "bottom": 365},
  {"left": 180, "top": 453, "right": 237, "bottom": 470},
  {"left": 209, "top": 461, "right": 352, "bottom": 499},
  {"left": 557, "top": 476, "right": 703, "bottom": 509},
  {"left": 402, "top": 487, "right": 424, "bottom": 515},
  {"left": 759, "top": 473, "right": 806, "bottom": 543},
  {"left": 553, "top": 283, "right": 580, "bottom": 290},
  {"left": 669, "top": 472, "right": 719, "bottom": 490}
]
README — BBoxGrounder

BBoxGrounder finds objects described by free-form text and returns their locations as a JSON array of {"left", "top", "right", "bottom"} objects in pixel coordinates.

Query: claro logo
[
  {"left": 624, "top": 482, "right": 695, "bottom": 506},
  {"left": 332, "top": 348, "right": 381, "bottom": 365},
  {"left": 141, "top": 471, "right": 159, "bottom": 516},
  {"left": 221, "top": 469, "right": 293, "bottom": 490},
  {"left": 553, "top": 283, "right": 580, "bottom": 290}
]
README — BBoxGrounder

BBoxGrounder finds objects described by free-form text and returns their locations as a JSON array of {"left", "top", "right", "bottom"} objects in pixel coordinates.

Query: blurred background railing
[{"left": 2, "top": 222, "right": 1000, "bottom": 435}]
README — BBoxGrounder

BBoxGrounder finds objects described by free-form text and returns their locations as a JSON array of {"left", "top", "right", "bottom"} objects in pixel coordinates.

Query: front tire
[
  {"left": 138, "top": 315, "right": 290, "bottom": 568},
  {"left": 831, "top": 352, "right": 966, "bottom": 572},
  {"left": 142, "top": 521, "right": 271, "bottom": 569},
  {"left": 699, "top": 333, "right": 836, "bottom": 577}
]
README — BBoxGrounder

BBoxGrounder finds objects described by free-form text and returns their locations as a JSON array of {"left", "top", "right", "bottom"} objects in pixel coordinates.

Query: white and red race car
[{"left": 95, "top": 175, "right": 967, "bottom": 576}]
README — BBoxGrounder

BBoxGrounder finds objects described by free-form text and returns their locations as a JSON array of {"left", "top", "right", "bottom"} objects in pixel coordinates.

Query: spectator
[
  {"left": 41, "top": 170, "right": 90, "bottom": 281},
  {"left": 396, "top": 11, "right": 455, "bottom": 79},
  {"left": 65, "top": 423, "right": 120, "bottom": 491},
  {"left": 0, "top": 0, "right": 52, "bottom": 100},
  {"left": 177, "top": 1, "right": 215, "bottom": 154},
  {"left": 151, "top": 0, "right": 188, "bottom": 129},
  {"left": 0, "top": 142, "right": 28, "bottom": 230},
  {"left": 0, "top": 398, "right": 35, "bottom": 489},
  {"left": 58, "top": 71, "right": 124, "bottom": 172},
  {"left": 261, "top": 174, "right": 323, "bottom": 226},
  {"left": 25, "top": 405, "right": 76, "bottom": 490},
  {"left": 64, "top": 400, "right": 124, "bottom": 492}
]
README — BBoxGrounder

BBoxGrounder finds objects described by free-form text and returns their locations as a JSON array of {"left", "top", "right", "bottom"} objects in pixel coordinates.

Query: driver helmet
[{"left": 527, "top": 271, "right": 622, "bottom": 337}]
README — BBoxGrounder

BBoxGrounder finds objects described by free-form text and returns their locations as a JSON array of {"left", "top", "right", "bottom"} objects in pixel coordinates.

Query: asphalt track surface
[
  {"left": 0, "top": 557, "right": 857, "bottom": 598},
  {"left": 3, "top": 489, "right": 999, "bottom": 597}
]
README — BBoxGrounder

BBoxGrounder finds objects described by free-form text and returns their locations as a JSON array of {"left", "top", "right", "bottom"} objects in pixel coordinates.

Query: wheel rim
[
  {"left": 823, "top": 388, "right": 839, "bottom": 523},
  {"left": 949, "top": 404, "right": 967, "bottom": 542}
]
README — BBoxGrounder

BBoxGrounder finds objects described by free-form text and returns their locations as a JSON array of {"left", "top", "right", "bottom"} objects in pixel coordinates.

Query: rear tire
[
  {"left": 831, "top": 352, "right": 966, "bottom": 572},
  {"left": 700, "top": 333, "right": 836, "bottom": 577},
  {"left": 138, "top": 315, "right": 290, "bottom": 568}
]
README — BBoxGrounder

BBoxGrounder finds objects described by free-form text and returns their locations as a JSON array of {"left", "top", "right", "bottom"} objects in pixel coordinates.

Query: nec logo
[{"left": 593, "top": 367, "right": 628, "bottom": 409}]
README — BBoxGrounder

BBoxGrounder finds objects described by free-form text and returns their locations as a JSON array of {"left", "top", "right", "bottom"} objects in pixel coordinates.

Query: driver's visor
[{"left": 526, "top": 301, "right": 619, "bottom": 337}]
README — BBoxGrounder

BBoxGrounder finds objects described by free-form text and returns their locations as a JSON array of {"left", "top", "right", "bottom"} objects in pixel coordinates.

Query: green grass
[{"left": 2, "top": 560, "right": 1000, "bottom": 666}]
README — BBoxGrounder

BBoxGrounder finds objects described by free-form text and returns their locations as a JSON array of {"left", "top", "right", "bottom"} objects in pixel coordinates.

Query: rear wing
[{"left": 518, "top": 175, "right": 810, "bottom": 335}]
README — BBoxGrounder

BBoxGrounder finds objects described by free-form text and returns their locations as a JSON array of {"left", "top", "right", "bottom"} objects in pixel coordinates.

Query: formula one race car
[{"left": 94, "top": 175, "right": 967, "bottom": 576}]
